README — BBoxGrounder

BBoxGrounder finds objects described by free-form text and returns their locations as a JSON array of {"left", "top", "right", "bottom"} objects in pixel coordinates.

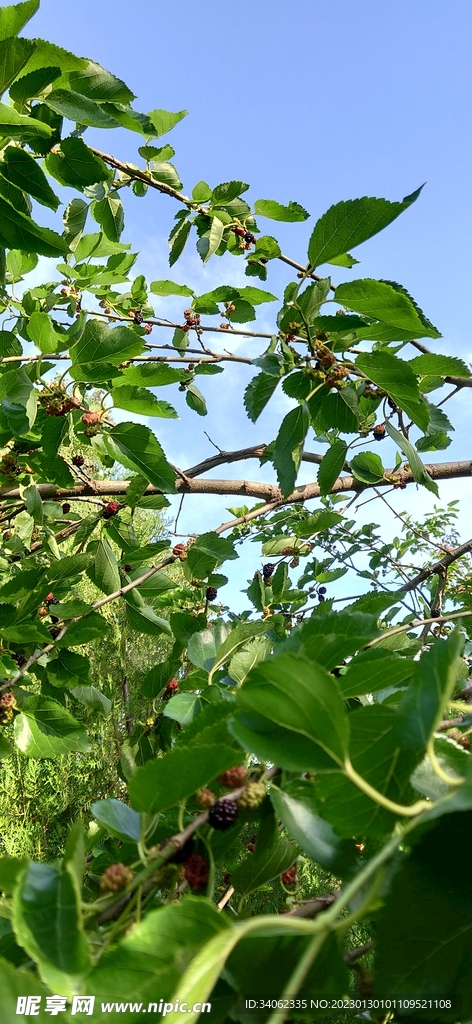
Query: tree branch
[
  {"left": 396, "top": 537, "right": 472, "bottom": 595},
  {"left": 1, "top": 459, "right": 470, "bottom": 505}
]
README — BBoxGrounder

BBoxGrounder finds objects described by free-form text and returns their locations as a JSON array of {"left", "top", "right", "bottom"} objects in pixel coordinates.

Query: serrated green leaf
[
  {"left": 350, "top": 451, "right": 385, "bottom": 484},
  {"left": 13, "top": 696, "right": 91, "bottom": 757},
  {"left": 44, "top": 88, "right": 119, "bottom": 128},
  {"left": 273, "top": 401, "right": 310, "bottom": 496},
  {"left": 112, "top": 385, "right": 178, "bottom": 418},
  {"left": 317, "top": 440, "right": 347, "bottom": 496},
  {"left": 150, "top": 279, "right": 194, "bottom": 297},
  {"left": 385, "top": 419, "right": 438, "bottom": 495},
  {"left": 108, "top": 422, "right": 176, "bottom": 493},
  {"left": 336, "top": 279, "right": 440, "bottom": 339},
  {"left": 244, "top": 372, "right": 279, "bottom": 423},
  {"left": 254, "top": 199, "right": 309, "bottom": 222},
  {"left": 308, "top": 188, "right": 423, "bottom": 268},
  {"left": 91, "top": 195, "right": 124, "bottom": 241},
  {"left": 148, "top": 108, "right": 187, "bottom": 136},
  {"left": 129, "top": 740, "right": 239, "bottom": 813},
  {"left": 45, "top": 137, "right": 112, "bottom": 187}
]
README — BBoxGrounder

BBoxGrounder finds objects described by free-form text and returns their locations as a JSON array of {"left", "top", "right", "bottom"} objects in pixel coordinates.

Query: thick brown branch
[
  {"left": 397, "top": 537, "right": 472, "bottom": 595},
  {"left": 0, "top": 459, "right": 471, "bottom": 506}
]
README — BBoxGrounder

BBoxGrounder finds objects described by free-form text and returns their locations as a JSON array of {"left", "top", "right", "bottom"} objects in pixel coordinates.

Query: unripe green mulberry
[
  {"left": 100, "top": 862, "right": 133, "bottom": 893},
  {"left": 238, "top": 781, "right": 267, "bottom": 809}
]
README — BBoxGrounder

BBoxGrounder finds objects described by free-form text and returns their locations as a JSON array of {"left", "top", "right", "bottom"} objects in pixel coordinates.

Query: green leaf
[
  {"left": 186, "top": 383, "right": 207, "bottom": 416},
  {"left": 0, "top": 0, "right": 39, "bottom": 40},
  {"left": 9, "top": 65, "right": 61, "bottom": 104},
  {"left": 13, "top": 861, "right": 91, "bottom": 978},
  {"left": 70, "top": 318, "right": 143, "bottom": 366},
  {"left": 295, "top": 509, "right": 343, "bottom": 537},
  {"left": 26, "top": 311, "right": 60, "bottom": 354},
  {"left": 13, "top": 696, "right": 91, "bottom": 757},
  {"left": 254, "top": 199, "right": 309, "bottom": 222},
  {"left": 280, "top": 609, "right": 380, "bottom": 670},
  {"left": 119, "top": 363, "right": 184, "bottom": 387},
  {"left": 56, "top": 612, "right": 109, "bottom": 647},
  {"left": 385, "top": 419, "right": 438, "bottom": 495},
  {"left": 2, "top": 145, "right": 58, "bottom": 212},
  {"left": 0, "top": 195, "right": 68, "bottom": 257},
  {"left": 87, "top": 537, "right": 120, "bottom": 595},
  {"left": 408, "top": 353, "right": 471, "bottom": 378},
  {"left": 91, "top": 195, "right": 124, "bottom": 241},
  {"left": 91, "top": 798, "right": 141, "bottom": 841},
  {"left": 336, "top": 278, "right": 441, "bottom": 339},
  {"left": 350, "top": 451, "right": 385, "bottom": 484},
  {"left": 0, "top": 732, "right": 13, "bottom": 758},
  {"left": 270, "top": 781, "right": 356, "bottom": 874},
  {"left": 212, "top": 180, "right": 249, "bottom": 203},
  {"left": 0, "top": 856, "right": 28, "bottom": 894},
  {"left": 231, "top": 835, "right": 297, "bottom": 896},
  {"left": 87, "top": 898, "right": 228, "bottom": 1010},
  {"left": 108, "top": 422, "right": 176, "bottom": 493},
  {"left": 396, "top": 631, "right": 463, "bottom": 760},
  {"left": 150, "top": 279, "right": 194, "bottom": 297},
  {"left": 188, "top": 623, "right": 231, "bottom": 671},
  {"left": 313, "top": 705, "right": 417, "bottom": 837},
  {"left": 327, "top": 251, "right": 359, "bottom": 267},
  {"left": 273, "top": 401, "right": 310, "bottom": 496},
  {"left": 44, "top": 88, "right": 119, "bottom": 127},
  {"left": 0, "top": 35, "right": 36, "bottom": 95},
  {"left": 129, "top": 740, "right": 239, "bottom": 813},
  {"left": 228, "top": 637, "right": 272, "bottom": 686},
  {"left": 339, "top": 648, "right": 413, "bottom": 698},
  {"left": 0, "top": 100, "right": 52, "bottom": 140},
  {"left": 208, "top": 622, "right": 269, "bottom": 682},
  {"left": 148, "top": 107, "right": 188, "bottom": 136},
  {"left": 355, "top": 349, "right": 428, "bottom": 428},
  {"left": 317, "top": 440, "right": 347, "bottom": 496},
  {"left": 47, "top": 650, "right": 91, "bottom": 688},
  {"left": 374, "top": 811, "right": 472, "bottom": 1004},
  {"left": 244, "top": 372, "right": 280, "bottom": 423},
  {"left": 111, "top": 385, "right": 178, "bottom": 418},
  {"left": 163, "top": 692, "right": 203, "bottom": 727},
  {"left": 236, "top": 654, "right": 349, "bottom": 766},
  {"left": 168, "top": 216, "right": 191, "bottom": 267},
  {"left": 308, "top": 188, "right": 423, "bottom": 268},
  {"left": 192, "top": 180, "right": 212, "bottom": 201},
  {"left": 68, "top": 61, "right": 134, "bottom": 103},
  {"left": 45, "top": 137, "right": 112, "bottom": 187},
  {"left": 150, "top": 161, "right": 182, "bottom": 191},
  {"left": 125, "top": 601, "right": 171, "bottom": 637}
]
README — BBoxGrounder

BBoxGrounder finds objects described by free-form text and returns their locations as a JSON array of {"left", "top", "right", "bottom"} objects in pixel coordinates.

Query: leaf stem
[
  {"left": 427, "top": 738, "right": 464, "bottom": 786},
  {"left": 343, "top": 758, "right": 431, "bottom": 816}
]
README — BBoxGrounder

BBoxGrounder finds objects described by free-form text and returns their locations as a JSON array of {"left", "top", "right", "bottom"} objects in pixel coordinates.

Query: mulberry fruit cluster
[
  {"left": 183, "top": 853, "right": 209, "bottom": 892},
  {"left": 262, "top": 563, "right": 275, "bottom": 580},
  {"left": 281, "top": 865, "right": 298, "bottom": 886},
  {"left": 196, "top": 788, "right": 215, "bottom": 809},
  {"left": 219, "top": 765, "right": 248, "bottom": 788},
  {"left": 238, "top": 781, "right": 267, "bottom": 809},
  {"left": 206, "top": 586, "right": 218, "bottom": 601},
  {"left": 99, "top": 863, "right": 134, "bottom": 893},
  {"left": 208, "top": 799, "right": 238, "bottom": 830},
  {"left": 373, "top": 423, "right": 386, "bottom": 441},
  {"left": 163, "top": 679, "right": 179, "bottom": 701},
  {"left": 72, "top": 455, "right": 85, "bottom": 468},
  {"left": 102, "top": 501, "right": 120, "bottom": 519}
]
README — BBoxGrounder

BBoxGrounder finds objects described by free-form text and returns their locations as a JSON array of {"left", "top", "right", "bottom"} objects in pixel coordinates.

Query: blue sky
[{"left": 23, "top": 0, "right": 472, "bottom": 607}]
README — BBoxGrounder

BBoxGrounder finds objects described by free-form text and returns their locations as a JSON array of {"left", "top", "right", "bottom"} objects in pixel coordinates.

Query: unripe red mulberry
[
  {"left": 196, "top": 788, "right": 215, "bottom": 809},
  {"left": 172, "top": 543, "right": 187, "bottom": 560},
  {"left": 183, "top": 853, "right": 209, "bottom": 892},
  {"left": 219, "top": 765, "right": 248, "bottom": 788},
  {"left": 102, "top": 501, "right": 120, "bottom": 519},
  {"left": 238, "top": 781, "right": 267, "bottom": 809},
  {"left": 0, "top": 692, "right": 16, "bottom": 708},
  {"left": 82, "top": 411, "right": 102, "bottom": 426},
  {"left": 373, "top": 423, "right": 386, "bottom": 441},
  {"left": 281, "top": 865, "right": 298, "bottom": 885},
  {"left": 100, "top": 862, "right": 133, "bottom": 893},
  {"left": 163, "top": 678, "right": 179, "bottom": 700}
]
